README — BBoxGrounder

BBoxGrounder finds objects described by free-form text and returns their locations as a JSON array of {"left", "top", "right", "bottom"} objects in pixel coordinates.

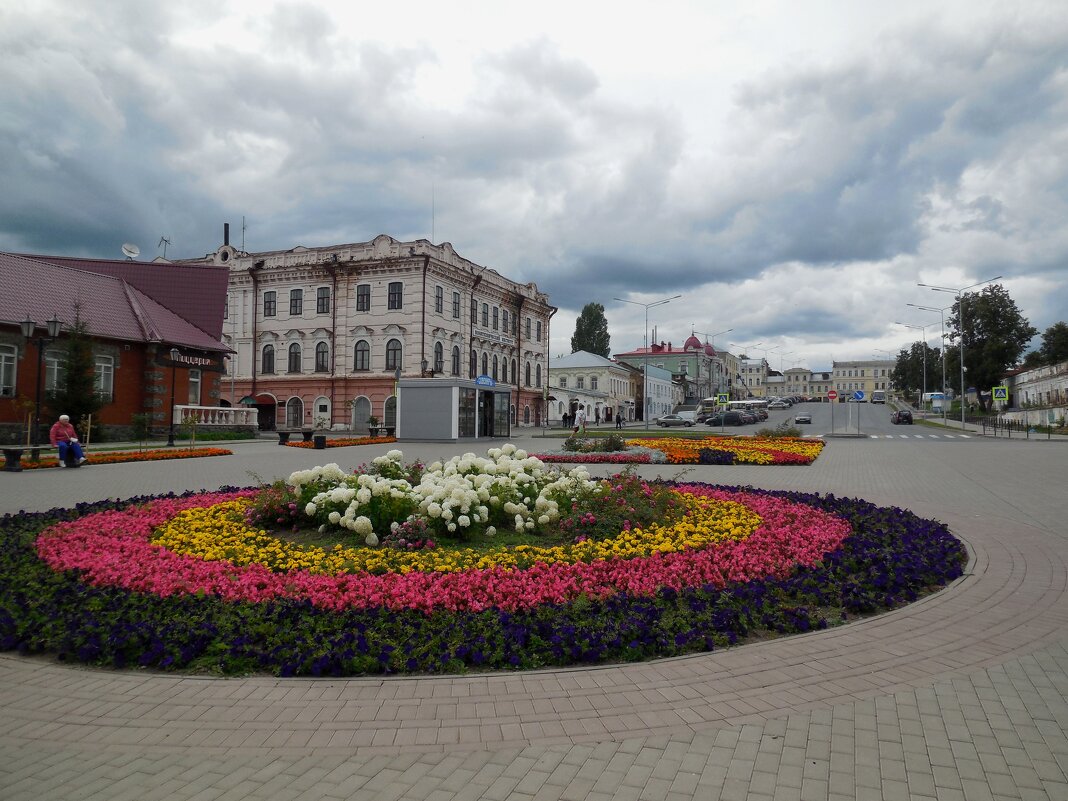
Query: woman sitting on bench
[{"left": 49, "top": 414, "right": 86, "bottom": 466}]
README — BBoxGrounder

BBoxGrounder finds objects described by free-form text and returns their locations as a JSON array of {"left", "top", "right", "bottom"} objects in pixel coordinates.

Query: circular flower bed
[{"left": 0, "top": 465, "right": 965, "bottom": 676}]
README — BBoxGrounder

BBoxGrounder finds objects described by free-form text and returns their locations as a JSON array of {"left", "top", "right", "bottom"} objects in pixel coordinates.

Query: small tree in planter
[
  {"left": 367, "top": 415, "right": 380, "bottom": 435},
  {"left": 130, "top": 413, "right": 152, "bottom": 452}
]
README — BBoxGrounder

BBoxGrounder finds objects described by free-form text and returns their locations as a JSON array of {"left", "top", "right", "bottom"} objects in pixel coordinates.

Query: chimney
[{"left": 224, "top": 223, "right": 230, "bottom": 246}]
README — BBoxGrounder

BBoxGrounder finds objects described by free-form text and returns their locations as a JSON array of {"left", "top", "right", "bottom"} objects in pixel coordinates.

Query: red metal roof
[
  {"left": 24, "top": 254, "right": 229, "bottom": 339},
  {"left": 0, "top": 252, "right": 227, "bottom": 352}
]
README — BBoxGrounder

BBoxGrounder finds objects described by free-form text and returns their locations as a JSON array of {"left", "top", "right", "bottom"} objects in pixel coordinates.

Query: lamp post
[
  {"left": 20, "top": 315, "right": 62, "bottom": 459},
  {"left": 614, "top": 294, "right": 681, "bottom": 429},
  {"left": 394, "top": 365, "right": 402, "bottom": 436},
  {"left": 166, "top": 347, "right": 180, "bottom": 446},
  {"left": 918, "top": 275, "right": 1002, "bottom": 428},
  {"left": 895, "top": 323, "right": 929, "bottom": 414},
  {"left": 907, "top": 302, "right": 952, "bottom": 424}
]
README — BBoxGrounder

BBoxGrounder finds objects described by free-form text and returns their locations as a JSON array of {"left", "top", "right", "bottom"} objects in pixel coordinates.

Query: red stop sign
[{"left": 827, "top": 390, "right": 839, "bottom": 400}]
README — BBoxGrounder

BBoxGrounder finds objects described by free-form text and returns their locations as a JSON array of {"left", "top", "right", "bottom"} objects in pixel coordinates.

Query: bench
[{"left": 277, "top": 429, "right": 316, "bottom": 445}]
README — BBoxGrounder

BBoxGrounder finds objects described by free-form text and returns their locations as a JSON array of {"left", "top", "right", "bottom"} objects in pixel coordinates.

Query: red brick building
[{"left": 0, "top": 252, "right": 229, "bottom": 443}]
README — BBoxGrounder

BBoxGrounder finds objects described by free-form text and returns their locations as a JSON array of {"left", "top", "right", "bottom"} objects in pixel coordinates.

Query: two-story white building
[{"left": 547, "top": 350, "right": 638, "bottom": 426}]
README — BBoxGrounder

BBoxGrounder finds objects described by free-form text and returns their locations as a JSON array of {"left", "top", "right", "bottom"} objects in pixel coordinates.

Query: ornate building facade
[{"left": 186, "top": 234, "right": 555, "bottom": 430}]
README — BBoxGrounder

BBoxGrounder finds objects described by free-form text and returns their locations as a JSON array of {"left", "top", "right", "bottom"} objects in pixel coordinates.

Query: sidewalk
[{"left": 2, "top": 434, "right": 1067, "bottom": 800}]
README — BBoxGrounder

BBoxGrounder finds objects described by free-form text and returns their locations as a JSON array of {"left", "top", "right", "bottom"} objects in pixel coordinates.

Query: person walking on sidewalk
[{"left": 49, "top": 414, "right": 86, "bottom": 466}]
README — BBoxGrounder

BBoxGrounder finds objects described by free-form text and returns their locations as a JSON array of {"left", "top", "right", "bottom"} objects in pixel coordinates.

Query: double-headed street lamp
[
  {"left": 895, "top": 322, "right": 930, "bottom": 413},
  {"left": 917, "top": 275, "right": 1002, "bottom": 427},
  {"left": 20, "top": 315, "right": 62, "bottom": 459},
  {"left": 614, "top": 294, "right": 682, "bottom": 428},
  {"left": 166, "top": 347, "right": 180, "bottom": 446},
  {"left": 907, "top": 302, "right": 953, "bottom": 424}
]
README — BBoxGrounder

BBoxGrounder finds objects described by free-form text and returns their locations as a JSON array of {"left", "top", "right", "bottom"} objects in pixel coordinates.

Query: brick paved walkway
[{"left": 1, "top": 434, "right": 1066, "bottom": 800}]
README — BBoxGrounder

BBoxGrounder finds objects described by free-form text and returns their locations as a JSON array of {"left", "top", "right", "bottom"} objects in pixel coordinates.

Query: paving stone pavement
[{"left": 1, "top": 432, "right": 1066, "bottom": 800}]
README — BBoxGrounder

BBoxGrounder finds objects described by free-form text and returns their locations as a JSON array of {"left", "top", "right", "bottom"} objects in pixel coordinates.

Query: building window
[
  {"left": 44, "top": 352, "right": 65, "bottom": 393},
  {"left": 511, "top": 359, "right": 517, "bottom": 384},
  {"left": 492, "top": 307, "right": 499, "bottom": 331},
  {"left": 492, "top": 355, "right": 499, "bottom": 380},
  {"left": 471, "top": 297, "right": 477, "bottom": 322},
  {"left": 470, "top": 348, "right": 477, "bottom": 378},
  {"left": 354, "top": 340, "right": 370, "bottom": 371},
  {"left": 590, "top": 376, "right": 598, "bottom": 390},
  {"left": 356, "top": 284, "right": 370, "bottom": 311},
  {"left": 452, "top": 291, "right": 461, "bottom": 318},
  {"left": 223, "top": 295, "right": 229, "bottom": 319},
  {"left": 536, "top": 320, "right": 542, "bottom": 342},
  {"left": 289, "top": 289, "right": 303, "bottom": 315},
  {"left": 525, "top": 362, "right": 531, "bottom": 387},
  {"left": 287, "top": 343, "right": 301, "bottom": 373},
  {"left": 577, "top": 376, "right": 585, "bottom": 389},
  {"left": 263, "top": 291, "right": 276, "bottom": 317},
  {"left": 435, "top": 286, "right": 444, "bottom": 314},
  {"left": 388, "top": 282, "right": 403, "bottom": 310},
  {"left": 262, "top": 345, "right": 275, "bottom": 374},
  {"left": 481, "top": 303, "right": 489, "bottom": 328},
  {"left": 187, "top": 369, "right": 202, "bottom": 405},
  {"left": 434, "top": 342, "right": 444, "bottom": 373},
  {"left": 94, "top": 355, "right": 114, "bottom": 402},
  {"left": 316, "top": 287, "right": 330, "bottom": 314},
  {"left": 536, "top": 364, "right": 541, "bottom": 387},
  {"left": 481, "top": 352, "right": 488, "bottom": 376},
  {"left": 525, "top": 317, "right": 531, "bottom": 339},
  {"left": 502, "top": 310, "right": 509, "bottom": 334},
  {"left": 559, "top": 377, "right": 567, "bottom": 389},
  {"left": 315, "top": 342, "right": 329, "bottom": 372},
  {"left": 385, "top": 338, "right": 402, "bottom": 371},
  {"left": 451, "top": 345, "right": 460, "bottom": 376},
  {"left": 0, "top": 344, "right": 16, "bottom": 397}
]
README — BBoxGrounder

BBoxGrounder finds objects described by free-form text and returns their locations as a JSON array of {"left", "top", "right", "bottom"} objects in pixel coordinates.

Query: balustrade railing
[{"left": 173, "top": 405, "right": 258, "bottom": 426}]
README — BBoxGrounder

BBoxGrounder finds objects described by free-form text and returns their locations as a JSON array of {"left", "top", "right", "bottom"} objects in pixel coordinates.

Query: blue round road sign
[{"left": 852, "top": 390, "right": 865, "bottom": 401}]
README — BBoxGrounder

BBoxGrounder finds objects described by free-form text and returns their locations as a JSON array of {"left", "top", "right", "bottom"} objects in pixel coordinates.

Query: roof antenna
[
  {"left": 121, "top": 242, "right": 140, "bottom": 260},
  {"left": 157, "top": 236, "right": 171, "bottom": 259},
  {"left": 241, "top": 216, "right": 246, "bottom": 252}
]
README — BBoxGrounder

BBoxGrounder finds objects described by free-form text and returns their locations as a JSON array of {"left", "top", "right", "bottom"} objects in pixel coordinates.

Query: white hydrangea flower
[
  {"left": 458, "top": 515, "right": 471, "bottom": 527},
  {"left": 328, "top": 511, "right": 341, "bottom": 525},
  {"left": 364, "top": 532, "right": 379, "bottom": 547},
  {"left": 305, "top": 502, "right": 318, "bottom": 516}
]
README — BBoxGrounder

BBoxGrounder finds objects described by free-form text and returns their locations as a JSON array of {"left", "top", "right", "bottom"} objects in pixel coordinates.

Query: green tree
[
  {"left": 1038, "top": 321, "right": 1068, "bottom": 365},
  {"left": 947, "top": 284, "right": 1036, "bottom": 412},
  {"left": 571, "top": 303, "right": 611, "bottom": 357},
  {"left": 890, "top": 342, "right": 940, "bottom": 401},
  {"left": 45, "top": 312, "right": 107, "bottom": 430}
]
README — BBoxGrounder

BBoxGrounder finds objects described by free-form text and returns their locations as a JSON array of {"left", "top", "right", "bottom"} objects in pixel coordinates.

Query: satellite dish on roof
[{"left": 121, "top": 243, "right": 141, "bottom": 260}]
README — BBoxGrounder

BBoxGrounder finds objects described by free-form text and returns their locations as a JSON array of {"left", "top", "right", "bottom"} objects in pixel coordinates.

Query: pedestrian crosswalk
[{"left": 868, "top": 433, "right": 972, "bottom": 439}]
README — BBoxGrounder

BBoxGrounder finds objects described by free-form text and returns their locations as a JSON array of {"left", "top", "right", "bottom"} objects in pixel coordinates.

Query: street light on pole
[
  {"left": 614, "top": 294, "right": 682, "bottom": 429},
  {"left": 895, "top": 322, "right": 929, "bottom": 415},
  {"left": 918, "top": 275, "right": 1002, "bottom": 428},
  {"left": 907, "top": 302, "right": 953, "bottom": 424},
  {"left": 166, "top": 347, "right": 180, "bottom": 447},
  {"left": 20, "top": 315, "right": 62, "bottom": 460}
]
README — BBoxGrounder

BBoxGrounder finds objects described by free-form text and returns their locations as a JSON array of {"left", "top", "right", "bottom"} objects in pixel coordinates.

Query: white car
[
  {"left": 767, "top": 400, "right": 790, "bottom": 409},
  {"left": 794, "top": 413, "right": 812, "bottom": 424},
  {"left": 657, "top": 414, "right": 694, "bottom": 427}
]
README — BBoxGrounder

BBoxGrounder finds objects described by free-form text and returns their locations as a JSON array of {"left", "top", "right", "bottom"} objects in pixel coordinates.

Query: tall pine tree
[
  {"left": 570, "top": 303, "right": 611, "bottom": 357},
  {"left": 46, "top": 310, "right": 106, "bottom": 430}
]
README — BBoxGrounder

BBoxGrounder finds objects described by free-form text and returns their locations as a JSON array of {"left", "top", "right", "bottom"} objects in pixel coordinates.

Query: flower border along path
[
  {"left": 284, "top": 436, "right": 397, "bottom": 449},
  {"left": 14, "top": 447, "right": 233, "bottom": 470},
  {"left": 3, "top": 481, "right": 964, "bottom": 677},
  {"left": 533, "top": 435, "right": 824, "bottom": 465}
]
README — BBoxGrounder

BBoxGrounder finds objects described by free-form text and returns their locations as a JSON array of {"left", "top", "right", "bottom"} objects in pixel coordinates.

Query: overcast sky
[{"left": 3, "top": 0, "right": 1067, "bottom": 370}]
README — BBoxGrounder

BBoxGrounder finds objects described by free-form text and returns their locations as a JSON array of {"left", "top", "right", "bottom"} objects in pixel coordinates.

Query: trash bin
[
  {"left": 313, "top": 434, "right": 327, "bottom": 449},
  {"left": 2, "top": 448, "right": 24, "bottom": 472}
]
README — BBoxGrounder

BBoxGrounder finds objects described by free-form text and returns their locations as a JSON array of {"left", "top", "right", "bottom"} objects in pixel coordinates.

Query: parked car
[
  {"left": 753, "top": 408, "right": 769, "bottom": 420},
  {"left": 705, "top": 411, "right": 745, "bottom": 426},
  {"left": 794, "top": 412, "right": 812, "bottom": 424},
  {"left": 739, "top": 411, "right": 758, "bottom": 424},
  {"left": 767, "top": 400, "right": 790, "bottom": 409},
  {"left": 657, "top": 414, "right": 694, "bottom": 427},
  {"left": 891, "top": 410, "right": 913, "bottom": 425}
]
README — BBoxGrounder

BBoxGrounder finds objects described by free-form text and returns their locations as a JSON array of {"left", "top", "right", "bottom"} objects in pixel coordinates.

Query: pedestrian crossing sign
[
  {"left": 717, "top": 393, "right": 729, "bottom": 404},
  {"left": 992, "top": 386, "right": 1008, "bottom": 402}
]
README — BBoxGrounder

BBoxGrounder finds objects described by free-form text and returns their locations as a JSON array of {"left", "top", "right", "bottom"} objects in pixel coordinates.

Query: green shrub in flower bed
[{"left": 0, "top": 483, "right": 966, "bottom": 676}]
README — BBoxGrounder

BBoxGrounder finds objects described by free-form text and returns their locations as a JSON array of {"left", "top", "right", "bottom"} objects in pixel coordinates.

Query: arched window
[
  {"left": 524, "top": 405, "right": 531, "bottom": 424},
  {"left": 469, "top": 348, "right": 477, "bottom": 378},
  {"left": 261, "top": 345, "right": 275, "bottom": 374},
  {"left": 351, "top": 396, "right": 371, "bottom": 428},
  {"left": 535, "top": 364, "right": 541, "bottom": 387},
  {"left": 492, "top": 355, "right": 498, "bottom": 380},
  {"left": 354, "top": 340, "right": 370, "bottom": 371},
  {"left": 525, "top": 361, "right": 531, "bottom": 387},
  {"left": 481, "top": 352, "right": 488, "bottom": 376},
  {"left": 434, "top": 342, "right": 444, "bottom": 373},
  {"left": 452, "top": 345, "right": 461, "bottom": 376},
  {"left": 385, "top": 338, "right": 402, "bottom": 371},
  {"left": 511, "top": 359, "right": 517, "bottom": 384},
  {"left": 287, "top": 343, "right": 301, "bottom": 373},
  {"left": 314, "top": 342, "right": 329, "bottom": 372},
  {"left": 384, "top": 396, "right": 397, "bottom": 426}
]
